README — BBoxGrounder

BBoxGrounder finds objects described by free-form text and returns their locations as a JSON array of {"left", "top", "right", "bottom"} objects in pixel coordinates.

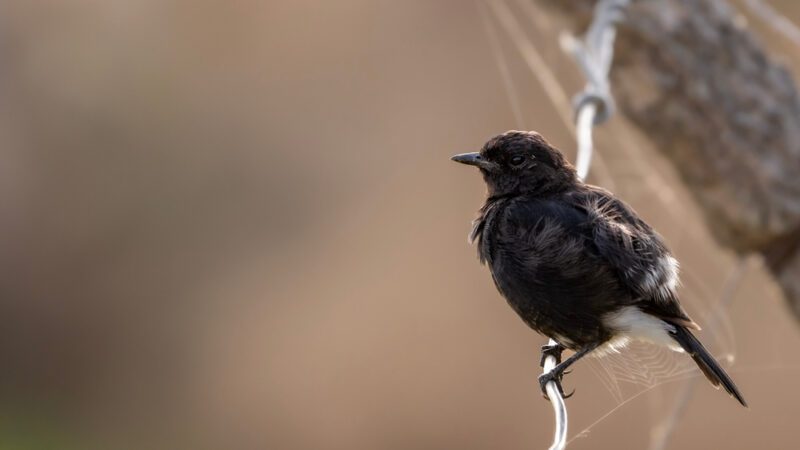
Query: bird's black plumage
[{"left": 452, "top": 130, "right": 746, "bottom": 406}]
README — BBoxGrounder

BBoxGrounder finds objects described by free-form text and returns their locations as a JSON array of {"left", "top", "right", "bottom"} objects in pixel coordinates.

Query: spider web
[{"left": 582, "top": 261, "right": 744, "bottom": 404}]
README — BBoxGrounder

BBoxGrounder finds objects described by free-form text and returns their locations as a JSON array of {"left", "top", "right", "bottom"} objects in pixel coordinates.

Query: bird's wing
[{"left": 569, "top": 186, "right": 699, "bottom": 329}]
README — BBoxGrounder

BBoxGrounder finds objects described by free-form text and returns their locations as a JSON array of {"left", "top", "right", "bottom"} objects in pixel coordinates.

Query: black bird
[{"left": 452, "top": 130, "right": 746, "bottom": 406}]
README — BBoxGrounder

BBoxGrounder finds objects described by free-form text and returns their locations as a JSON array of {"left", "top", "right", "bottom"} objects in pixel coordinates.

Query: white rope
[
  {"left": 541, "top": 1, "right": 628, "bottom": 449},
  {"left": 575, "top": 103, "right": 598, "bottom": 181}
]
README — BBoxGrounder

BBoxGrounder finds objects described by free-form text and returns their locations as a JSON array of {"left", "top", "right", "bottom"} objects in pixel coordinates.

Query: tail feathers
[{"left": 669, "top": 325, "right": 747, "bottom": 407}]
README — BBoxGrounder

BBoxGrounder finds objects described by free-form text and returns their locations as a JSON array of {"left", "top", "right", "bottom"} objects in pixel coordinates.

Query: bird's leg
[
  {"left": 538, "top": 342, "right": 600, "bottom": 400},
  {"left": 539, "top": 342, "right": 565, "bottom": 368}
]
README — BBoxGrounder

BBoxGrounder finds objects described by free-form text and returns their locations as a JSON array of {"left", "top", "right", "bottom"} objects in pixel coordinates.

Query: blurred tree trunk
[{"left": 538, "top": 0, "right": 800, "bottom": 320}]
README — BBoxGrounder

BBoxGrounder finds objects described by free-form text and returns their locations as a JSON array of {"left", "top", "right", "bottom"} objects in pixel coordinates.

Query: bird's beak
[{"left": 451, "top": 152, "right": 489, "bottom": 169}]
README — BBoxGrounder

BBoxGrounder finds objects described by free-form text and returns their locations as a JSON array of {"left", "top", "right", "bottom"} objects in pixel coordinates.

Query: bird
[{"left": 451, "top": 130, "right": 746, "bottom": 406}]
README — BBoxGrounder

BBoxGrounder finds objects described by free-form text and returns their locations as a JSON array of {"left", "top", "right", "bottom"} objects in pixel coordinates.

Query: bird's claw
[
  {"left": 539, "top": 343, "right": 564, "bottom": 368},
  {"left": 538, "top": 369, "right": 574, "bottom": 400}
]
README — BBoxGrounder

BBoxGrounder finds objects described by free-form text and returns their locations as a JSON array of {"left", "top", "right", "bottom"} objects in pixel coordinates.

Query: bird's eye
[{"left": 510, "top": 155, "right": 526, "bottom": 166}]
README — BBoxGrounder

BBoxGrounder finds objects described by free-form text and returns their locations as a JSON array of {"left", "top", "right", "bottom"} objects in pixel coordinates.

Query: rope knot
[{"left": 562, "top": 0, "right": 629, "bottom": 125}]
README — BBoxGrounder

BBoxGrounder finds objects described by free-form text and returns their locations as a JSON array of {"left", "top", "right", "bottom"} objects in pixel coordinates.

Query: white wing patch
[{"left": 641, "top": 255, "right": 680, "bottom": 302}]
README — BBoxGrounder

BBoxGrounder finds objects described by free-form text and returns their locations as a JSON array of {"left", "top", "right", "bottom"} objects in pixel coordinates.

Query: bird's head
[{"left": 451, "top": 130, "right": 578, "bottom": 197}]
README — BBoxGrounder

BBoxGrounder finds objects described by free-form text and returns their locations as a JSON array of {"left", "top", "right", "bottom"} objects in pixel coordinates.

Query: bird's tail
[{"left": 668, "top": 324, "right": 747, "bottom": 407}]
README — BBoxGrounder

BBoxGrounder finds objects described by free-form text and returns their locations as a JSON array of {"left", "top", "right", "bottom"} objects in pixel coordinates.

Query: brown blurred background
[{"left": 0, "top": 1, "right": 798, "bottom": 449}]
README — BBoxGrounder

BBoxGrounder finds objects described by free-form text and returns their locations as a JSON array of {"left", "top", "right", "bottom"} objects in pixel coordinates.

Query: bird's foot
[
  {"left": 539, "top": 343, "right": 565, "bottom": 368},
  {"left": 538, "top": 369, "right": 575, "bottom": 400}
]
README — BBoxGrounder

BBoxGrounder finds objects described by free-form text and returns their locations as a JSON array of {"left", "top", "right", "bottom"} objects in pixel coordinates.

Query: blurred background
[{"left": 0, "top": 1, "right": 799, "bottom": 449}]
